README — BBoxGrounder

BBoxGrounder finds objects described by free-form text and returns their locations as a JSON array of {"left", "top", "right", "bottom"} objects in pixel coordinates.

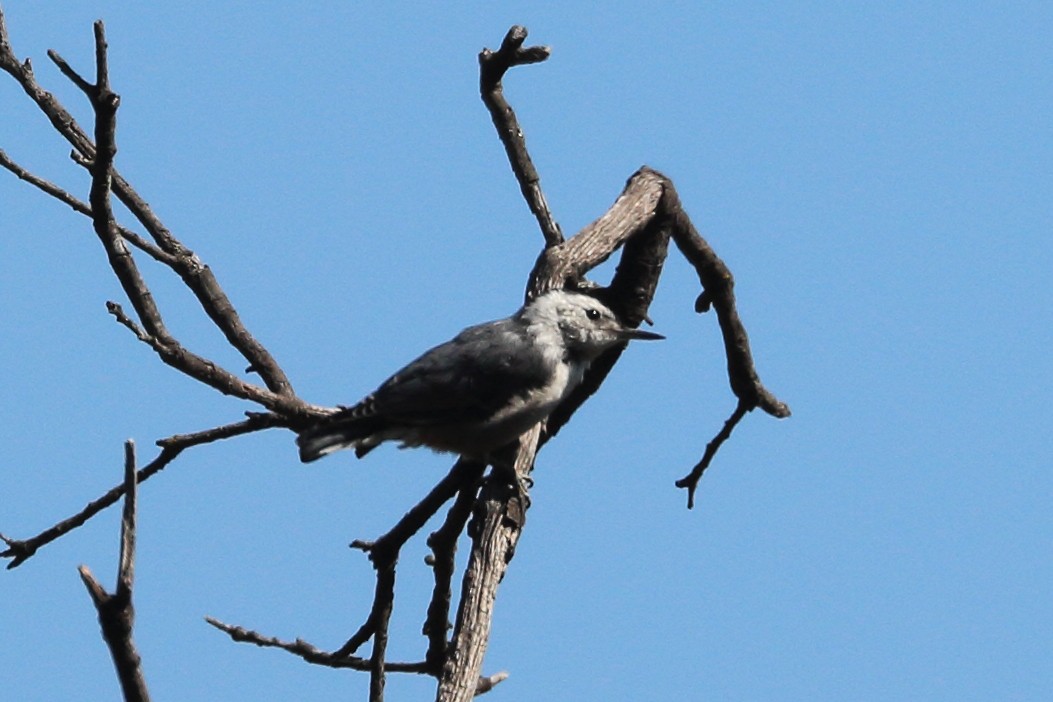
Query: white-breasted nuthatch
[{"left": 296, "top": 289, "right": 663, "bottom": 463}]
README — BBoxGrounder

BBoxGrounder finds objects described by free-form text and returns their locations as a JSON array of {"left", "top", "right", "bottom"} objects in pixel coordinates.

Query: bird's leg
[
  {"left": 485, "top": 443, "right": 532, "bottom": 526},
  {"left": 515, "top": 475, "right": 534, "bottom": 511}
]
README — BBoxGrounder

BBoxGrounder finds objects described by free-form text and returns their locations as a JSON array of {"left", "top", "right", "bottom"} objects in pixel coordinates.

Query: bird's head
[{"left": 522, "top": 290, "right": 664, "bottom": 361}]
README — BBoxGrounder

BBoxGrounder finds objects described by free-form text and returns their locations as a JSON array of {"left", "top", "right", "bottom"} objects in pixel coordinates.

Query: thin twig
[
  {"left": 0, "top": 149, "right": 174, "bottom": 263},
  {"left": 674, "top": 400, "right": 751, "bottom": 509},
  {"left": 1, "top": 414, "right": 286, "bottom": 569},
  {"left": 204, "top": 617, "right": 431, "bottom": 673}
]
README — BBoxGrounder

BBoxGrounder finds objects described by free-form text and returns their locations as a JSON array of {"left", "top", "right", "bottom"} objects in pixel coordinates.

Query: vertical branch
[
  {"left": 369, "top": 564, "right": 395, "bottom": 702},
  {"left": 479, "top": 26, "right": 562, "bottom": 247},
  {"left": 79, "top": 21, "right": 169, "bottom": 344},
  {"left": 78, "top": 440, "right": 151, "bottom": 702},
  {"left": 437, "top": 428, "right": 539, "bottom": 702},
  {"left": 424, "top": 476, "right": 483, "bottom": 671},
  {"left": 115, "top": 440, "right": 137, "bottom": 600}
]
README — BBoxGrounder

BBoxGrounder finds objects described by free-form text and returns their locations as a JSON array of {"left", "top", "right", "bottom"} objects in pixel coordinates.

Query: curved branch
[{"left": 664, "top": 179, "right": 790, "bottom": 419}]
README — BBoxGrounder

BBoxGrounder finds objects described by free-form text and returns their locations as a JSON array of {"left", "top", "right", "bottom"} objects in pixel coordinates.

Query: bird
[{"left": 296, "top": 289, "right": 663, "bottom": 463}]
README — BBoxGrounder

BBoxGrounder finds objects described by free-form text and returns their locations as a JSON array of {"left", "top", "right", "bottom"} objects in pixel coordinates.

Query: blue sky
[{"left": 1, "top": 3, "right": 1050, "bottom": 700}]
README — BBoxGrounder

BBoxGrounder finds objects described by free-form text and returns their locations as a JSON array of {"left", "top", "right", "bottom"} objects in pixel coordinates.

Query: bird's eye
[{"left": 585, "top": 308, "right": 601, "bottom": 321}]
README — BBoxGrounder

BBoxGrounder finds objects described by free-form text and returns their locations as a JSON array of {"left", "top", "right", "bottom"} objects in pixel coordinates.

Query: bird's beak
[{"left": 619, "top": 327, "right": 665, "bottom": 341}]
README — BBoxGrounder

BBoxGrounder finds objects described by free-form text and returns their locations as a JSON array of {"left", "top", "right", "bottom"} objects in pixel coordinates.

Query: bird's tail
[{"left": 296, "top": 412, "right": 384, "bottom": 463}]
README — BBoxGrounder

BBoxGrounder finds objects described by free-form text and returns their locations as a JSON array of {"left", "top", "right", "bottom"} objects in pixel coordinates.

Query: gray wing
[{"left": 366, "top": 319, "right": 552, "bottom": 426}]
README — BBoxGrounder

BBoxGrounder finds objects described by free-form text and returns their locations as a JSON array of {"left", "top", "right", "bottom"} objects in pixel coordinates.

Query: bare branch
[
  {"left": 116, "top": 440, "right": 137, "bottom": 599},
  {"left": 528, "top": 167, "right": 667, "bottom": 292},
  {"left": 424, "top": 474, "right": 483, "bottom": 670},
  {"left": 105, "top": 167, "right": 299, "bottom": 396},
  {"left": 1, "top": 414, "right": 287, "bottom": 569},
  {"left": 479, "top": 25, "right": 562, "bottom": 248},
  {"left": 76, "top": 22, "right": 162, "bottom": 352},
  {"left": 98, "top": 301, "right": 316, "bottom": 417},
  {"left": 47, "top": 47, "right": 92, "bottom": 93},
  {"left": 204, "top": 617, "right": 431, "bottom": 674},
  {"left": 538, "top": 169, "right": 672, "bottom": 441},
  {"left": 665, "top": 180, "right": 790, "bottom": 419},
  {"left": 0, "top": 149, "right": 174, "bottom": 262},
  {"left": 0, "top": 25, "right": 96, "bottom": 160},
  {"left": 369, "top": 563, "right": 395, "bottom": 702},
  {"left": 77, "top": 439, "right": 151, "bottom": 702},
  {"left": 155, "top": 412, "right": 290, "bottom": 448},
  {"left": 674, "top": 400, "right": 751, "bottom": 509},
  {"left": 1, "top": 18, "right": 297, "bottom": 400},
  {"left": 528, "top": 166, "right": 790, "bottom": 503},
  {"left": 333, "top": 460, "right": 485, "bottom": 661},
  {"left": 438, "top": 429, "right": 539, "bottom": 701}
]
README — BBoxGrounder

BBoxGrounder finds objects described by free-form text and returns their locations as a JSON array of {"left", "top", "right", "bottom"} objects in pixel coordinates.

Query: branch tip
[
  {"left": 77, "top": 563, "right": 107, "bottom": 604},
  {"left": 47, "top": 48, "right": 92, "bottom": 95},
  {"left": 116, "top": 439, "right": 138, "bottom": 597},
  {"left": 477, "top": 671, "right": 510, "bottom": 695},
  {"left": 675, "top": 401, "right": 751, "bottom": 508}
]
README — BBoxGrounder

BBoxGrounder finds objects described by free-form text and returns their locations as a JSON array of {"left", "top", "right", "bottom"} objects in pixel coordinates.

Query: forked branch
[
  {"left": 438, "top": 26, "right": 789, "bottom": 700},
  {"left": 1, "top": 14, "right": 787, "bottom": 702},
  {"left": 479, "top": 25, "right": 561, "bottom": 248},
  {"left": 78, "top": 441, "right": 151, "bottom": 702}
]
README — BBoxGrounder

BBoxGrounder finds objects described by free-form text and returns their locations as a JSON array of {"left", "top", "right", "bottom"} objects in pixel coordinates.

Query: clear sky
[{"left": 2, "top": 3, "right": 1050, "bottom": 700}]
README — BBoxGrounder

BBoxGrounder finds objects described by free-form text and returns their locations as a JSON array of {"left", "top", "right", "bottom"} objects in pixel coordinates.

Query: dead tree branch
[
  {"left": 78, "top": 440, "right": 151, "bottom": 702},
  {"left": 439, "top": 430, "right": 539, "bottom": 701},
  {"left": 1, "top": 413, "right": 287, "bottom": 569},
  {"left": 437, "top": 26, "right": 789, "bottom": 699},
  {"left": 424, "top": 473, "right": 484, "bottom": 671},
  {"left": 2, "top": 13, "right": 787, "bottom": 702},
  {"left": 205, "top": 616, "right": 431, "bottom": 673},
  {"left": 336, "top": 460, "right": 486, "bottom": 660},
  {"left": 0, "top": 8, "right": 323, "bottom": 567},
  {"left": 0, "top": 13, "right": 311, "bottom": 416},
  {"left": 479, "top": 25, "right": 561, "bottom": 248}
]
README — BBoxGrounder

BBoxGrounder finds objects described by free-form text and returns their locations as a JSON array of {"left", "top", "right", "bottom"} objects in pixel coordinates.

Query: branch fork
[{"left": 0, "top": 12, "right": 788, "bottom": 701}]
